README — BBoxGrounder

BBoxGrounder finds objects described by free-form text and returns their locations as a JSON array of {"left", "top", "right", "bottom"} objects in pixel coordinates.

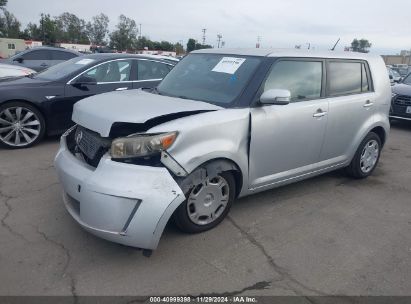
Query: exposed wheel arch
[
  {"left": 176, "top": 158, "right": 244, "bottom": 199},
  {"left": 370, "top": 126, "right": 386, "bottom": 147}
]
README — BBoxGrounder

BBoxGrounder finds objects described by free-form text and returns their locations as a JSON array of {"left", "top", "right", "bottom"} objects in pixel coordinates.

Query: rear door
[
  {"left": 249, "top": 58, "right": 329, "bottom": 189},
  {"left": 319, "top": 60, "right": 374, "bottom": 163},
  {"left": 132, "top": 59, "right": 173, "bottom": 89}
]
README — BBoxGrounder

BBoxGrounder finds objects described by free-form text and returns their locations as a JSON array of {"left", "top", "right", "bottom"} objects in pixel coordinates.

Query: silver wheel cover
[
  {"left": 187, "top": 175, "right": 230, "bottom": 225},
  {"left": 360, "top": 139, "right": 379, "bottom": 174}
]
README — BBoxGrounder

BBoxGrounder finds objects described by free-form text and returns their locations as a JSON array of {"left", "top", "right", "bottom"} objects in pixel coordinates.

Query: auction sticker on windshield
[{"left": 212, "top": 57, "right": 246, "bottom": 74}]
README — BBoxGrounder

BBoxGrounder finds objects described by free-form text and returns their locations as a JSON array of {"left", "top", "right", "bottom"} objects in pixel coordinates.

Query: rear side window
[
  {"left": 328, "top": 61, "right": 370, "bottom": 96},
  {"left": 51, "top": 51, "right": 77, "bottom": 60},
  {"left": 137, "top": 60, "right": 171, "bottom": 80},
  {"left": 263, "top": 60, "right": 323, "bottom": 102},
  {"left": 21, "top": 50, "right": 51, "bottom": 60}
]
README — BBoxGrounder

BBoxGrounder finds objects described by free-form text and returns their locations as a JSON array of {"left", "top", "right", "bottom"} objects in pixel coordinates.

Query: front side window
[
  {"left": 137, "top": 60, "right": 171, "bottom": 80},
  {"left": 263, "top": 60, "right": 323, "bottom": 101},
  {"left": 84, "top": 60, "right": 132, "bottom": 83},
  {"left": 328, "top": 61, "right": 370, "bottom": 96}
]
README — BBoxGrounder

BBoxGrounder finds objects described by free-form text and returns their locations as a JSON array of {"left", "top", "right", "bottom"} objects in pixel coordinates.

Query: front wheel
[
  {"left": 174, "top": 171, "right": 236, "bottom": 233},
  {"left": 0, "top": 102, "right": 45, "bottom": 149},
  {"left": 346, "top": 132, "right": 381, "bottom": 179}
]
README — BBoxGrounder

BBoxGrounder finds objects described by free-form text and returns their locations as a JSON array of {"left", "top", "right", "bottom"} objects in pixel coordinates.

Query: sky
[{"left": 6, "top": 0, "right": 411, "bottom": 54}]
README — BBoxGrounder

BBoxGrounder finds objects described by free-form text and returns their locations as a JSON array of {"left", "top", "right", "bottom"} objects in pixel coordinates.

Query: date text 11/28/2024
[{"left": 149, "top": 296, "right": 258, "bottom": 303}]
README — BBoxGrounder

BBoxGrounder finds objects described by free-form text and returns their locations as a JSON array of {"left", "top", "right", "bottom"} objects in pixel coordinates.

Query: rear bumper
[{"left": 54, "top": 131, "right": 185, "bottom": 250}]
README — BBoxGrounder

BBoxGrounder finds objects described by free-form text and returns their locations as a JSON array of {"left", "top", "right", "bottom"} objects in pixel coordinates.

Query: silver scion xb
[{"left": 55, "top": 49, "right": 391, "bottom": 251}]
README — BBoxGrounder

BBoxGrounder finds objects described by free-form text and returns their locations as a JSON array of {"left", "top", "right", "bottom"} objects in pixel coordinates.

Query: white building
[{"left": 58, "top": 43, "right": 91, "bottom": 53}]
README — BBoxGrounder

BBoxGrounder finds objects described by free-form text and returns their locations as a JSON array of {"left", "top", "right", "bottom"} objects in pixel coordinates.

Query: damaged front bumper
[{"left": 54, "top": 131, "right": 186, "bottom": 250}]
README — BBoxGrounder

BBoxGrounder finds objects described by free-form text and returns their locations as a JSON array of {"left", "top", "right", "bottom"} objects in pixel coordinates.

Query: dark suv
[
  {"left": 391, "top": 73, "right": 411, "bottom": 121},
  {"left": 1, "top": 47, "right": 80, "bottom": 72}
]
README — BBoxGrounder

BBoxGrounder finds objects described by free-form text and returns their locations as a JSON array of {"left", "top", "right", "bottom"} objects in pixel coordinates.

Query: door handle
[
  {"left": 363, "top": 100, "right": 374, "bottom": 108},
  {"left": 115, "top": 87, "right": 128, "bottom": 91},
  {"left": 313, "top": 109, "right": 327, "bottom": 118},
  {"left": 40, "top": 63, "right": 48, "bottom": 67}
]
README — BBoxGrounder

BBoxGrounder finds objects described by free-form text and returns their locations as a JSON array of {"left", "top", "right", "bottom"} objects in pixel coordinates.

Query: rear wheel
[
  {"left": 346, "top": 132, "right": 381, "bottom": 179},
  {"left": 0, "top": 102, "right": 45, "bottom": 149},
  {"left": 174, "top": 171, "right": 236, "bottom": 233}
]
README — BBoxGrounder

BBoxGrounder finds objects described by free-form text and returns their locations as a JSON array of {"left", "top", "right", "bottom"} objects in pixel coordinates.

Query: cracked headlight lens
[{"left": 111, "top": 132, "right": 177, "bottom": 159}]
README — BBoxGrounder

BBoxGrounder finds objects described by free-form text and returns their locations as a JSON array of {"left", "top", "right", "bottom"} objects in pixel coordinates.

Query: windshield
[
  {"left": 157, "top": 54, "right": 261, "bottom": 105},
  {"left": 34, "top": 57, "right": 96, "bottom": 81},
  {"left": 403, "top": 74, "right": 411, "bottom": 85}
]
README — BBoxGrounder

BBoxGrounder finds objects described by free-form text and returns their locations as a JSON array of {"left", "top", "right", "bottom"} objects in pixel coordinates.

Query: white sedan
[{"left": 0, "top": 63, "right": 35, "bottom": 79}]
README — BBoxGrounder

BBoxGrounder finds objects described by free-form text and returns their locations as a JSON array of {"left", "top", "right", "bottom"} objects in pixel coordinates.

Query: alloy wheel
[{"left": 0, "top": 106, "right": 41, "bottom": 147}]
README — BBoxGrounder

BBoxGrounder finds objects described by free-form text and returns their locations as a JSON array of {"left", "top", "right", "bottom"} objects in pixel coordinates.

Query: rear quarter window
[{"left": 328, "top": 61, "right": 371, "bottom": 96}]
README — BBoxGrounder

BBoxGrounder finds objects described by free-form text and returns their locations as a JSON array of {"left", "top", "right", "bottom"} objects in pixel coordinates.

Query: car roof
[
  {"left": 192, "top": 48, "right": 381, "bottom": 60},
  {"left": 77, "top": 53, "right": 178, "bottom": 64},
  {"left": 19, "top": 46, "right": 81, "bottom": 55}
]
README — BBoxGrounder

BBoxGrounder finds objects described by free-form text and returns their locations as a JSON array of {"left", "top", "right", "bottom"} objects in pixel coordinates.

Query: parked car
[
  {"left": 54, "top": 49, "right": 390, "bottom": 252},
  {"left": 0, "top": 63, "right": 35, "bottom": 79},
  {"left": 0, "top": 53, "right": 176, "bottom": 148},
  {"left": 390, "top": 73, "right": 411, "bottom": 121},
  {"left": 387, "top": 67, "right": 402, "bottom": 84},
  {"left": 0, "top": 47, "right": 80, "bottom": 72},
  {"left": 392, "top": 66, "right": 410, "bottom": 78}
]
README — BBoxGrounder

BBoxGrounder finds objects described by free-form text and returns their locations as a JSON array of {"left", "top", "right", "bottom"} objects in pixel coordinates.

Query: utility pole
[
  {"left": 217, "top": 34, "right": 222, "bottom": 48},
  {"left": 256, "top": 36, "right": 261, "bottom": 48},
  {"left": 202, "top": 29, "right": 206, "bottom": 45},
  {"left": 41, "top": 13, "right": 45, "bottom": 44}
]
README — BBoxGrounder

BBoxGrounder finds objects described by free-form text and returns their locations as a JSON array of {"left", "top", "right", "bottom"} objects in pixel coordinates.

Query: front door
[
  {"left": 52, "top": 59, "right": 134, "bottom": 132},
  {"left": 249, "top": 59, "right": 328, "bottom": 190}
]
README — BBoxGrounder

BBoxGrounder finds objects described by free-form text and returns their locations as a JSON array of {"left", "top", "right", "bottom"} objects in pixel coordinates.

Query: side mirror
[
  {"left": 389, "top": 75, "right": 393, "bottom": 80},
  {"left": 260, "top": 89, "right": 291, "bottom": 105},
  {"left": 13, "top": 57, "right": 24, "bottom": 63},
  {"left": 74, "top": 75, "right": 97, "bottom": 85}
]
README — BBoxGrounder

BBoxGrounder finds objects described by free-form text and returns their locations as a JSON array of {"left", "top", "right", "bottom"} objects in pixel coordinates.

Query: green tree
[
  {"left": 0, "top": 0, "right": 7, "bottom": 10},
  {"left": 86, "top": 13, "right": 109, "bottom": 45},
  {"left": 351, "top": 38, "right": 372, "bottom": 53},
  {"left": 109, "top": 14, "right": 138, "bottom": 51},
  {"left": 55, "top": 12, "right": 89, "bottom": 44},
  {"left": 0, "top": 10, "right": 21, "bottom": 38},
  {"left": 186, "top": 38, "right": 196, "bottom": 53},
  {"left": 174, "top": 42, "right": 184, "bottom": 55},
  {"left": 39, "top": 14, "right": 60, "bottom": 45}
]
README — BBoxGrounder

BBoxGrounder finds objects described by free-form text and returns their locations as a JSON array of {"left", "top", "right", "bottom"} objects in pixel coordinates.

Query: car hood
[
  {"left": 392, "top": 83, "right": 411, "bottom": 95},
  {"left": 72, "top": 89, "right": 223, "bottom": 137}
]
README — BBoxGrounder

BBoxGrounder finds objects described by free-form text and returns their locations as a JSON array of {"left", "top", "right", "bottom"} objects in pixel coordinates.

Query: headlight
[{"left": 111, "top": 132, "right": 177, "bottom": 159}]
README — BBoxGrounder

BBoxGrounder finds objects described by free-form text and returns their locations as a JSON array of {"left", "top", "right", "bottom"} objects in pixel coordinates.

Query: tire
[
  {"left": 0, "top": 101, "right": 46, "bottom": 149},
  {"left": 345, "top": 132, "right": 381, "bottom": 179},
  {"left": 174, "top": 171, "right": 236, "bottom": 234}
]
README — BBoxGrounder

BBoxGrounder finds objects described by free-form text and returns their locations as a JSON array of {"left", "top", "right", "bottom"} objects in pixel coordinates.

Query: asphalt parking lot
[{"left": 1, "top": 122, "right": 411, "bottom": 297}]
